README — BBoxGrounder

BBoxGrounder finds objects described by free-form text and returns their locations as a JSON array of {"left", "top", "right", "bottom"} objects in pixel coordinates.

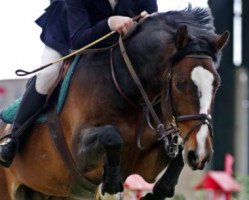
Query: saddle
[{"left": 0, "top": 55, "right": 81, "bottom": 124}]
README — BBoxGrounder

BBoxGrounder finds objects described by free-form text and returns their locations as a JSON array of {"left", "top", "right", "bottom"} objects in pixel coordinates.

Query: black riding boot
[{"left": 0, "top": 77, "right": 47, "bottom": 167}]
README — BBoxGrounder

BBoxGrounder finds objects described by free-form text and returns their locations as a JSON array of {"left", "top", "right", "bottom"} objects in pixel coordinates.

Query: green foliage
[
  {"left": 173, "top": 194, "right": 186, "bottom": 200},
  {"left": 232, "top": 173, "right": 249, "bottom": 200}
]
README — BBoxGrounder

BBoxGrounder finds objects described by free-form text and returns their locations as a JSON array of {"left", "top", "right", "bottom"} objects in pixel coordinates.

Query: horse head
[
  {"left": 122, "top": 8, "right": 229, "bottom": 170},
  {"left": 160, "top": 26, "right": 229, "bottom": 170}
]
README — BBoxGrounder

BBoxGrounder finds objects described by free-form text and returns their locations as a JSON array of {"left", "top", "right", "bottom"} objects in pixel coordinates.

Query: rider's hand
[
  {"left": 108, "top": 16, "right": 134, "bottom": 34},
  {"left": 140, "top": 11, "right": 157, "bottom": 19},
  {"left": 140, "top": 11, "right": 149, "bottom": 18}
]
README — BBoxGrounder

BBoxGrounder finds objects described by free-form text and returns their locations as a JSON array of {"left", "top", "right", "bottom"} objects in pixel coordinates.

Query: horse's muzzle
[{"left": 186, "top": 150, "right": 212, "bottom": 170}]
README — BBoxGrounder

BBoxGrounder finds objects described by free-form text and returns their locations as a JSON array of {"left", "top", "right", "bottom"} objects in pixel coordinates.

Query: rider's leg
[
  {"left": 36, "top": 46, "right": 63, "bottom": 95},
  {"left": 0, "top": 46, "right": 62, "bottom": 167}
]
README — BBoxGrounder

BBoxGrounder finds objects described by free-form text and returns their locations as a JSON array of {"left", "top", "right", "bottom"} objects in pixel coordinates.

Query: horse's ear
[
  {"left": 175, "top": 25, "right": 188, "bottom": 49},
  {"left": 215, "top": 31, "right": 230, "bottom": 52}
]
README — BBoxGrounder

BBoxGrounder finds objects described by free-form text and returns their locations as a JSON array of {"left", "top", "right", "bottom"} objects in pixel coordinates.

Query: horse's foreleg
[
  {"left": 78, "top": 125, "right": 123, "bottom": 200},
  {"left": 141, "top": 148, "right": 184, "bottom": 200},
  {"left": 97, "top": 125, "right": 124, "bottom": 198}
]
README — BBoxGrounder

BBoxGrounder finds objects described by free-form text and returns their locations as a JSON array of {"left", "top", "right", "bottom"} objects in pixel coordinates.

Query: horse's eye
[{"left": 175, "top": 80, "right": 187, "bottom": 91}]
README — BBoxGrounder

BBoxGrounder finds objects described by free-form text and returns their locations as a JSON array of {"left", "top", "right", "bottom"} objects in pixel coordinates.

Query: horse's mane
[
  {"left": 128, "top": 6, "right": 217, "bottom": 56},
  {"left": 128, "top": 7, "right": 220, "bottom": 63},
  {"left": 156, "top": 6, "right": 215, "bottom": 34},
  {"left": 107, "top": 7, "right": 221, "bottom": 104}
]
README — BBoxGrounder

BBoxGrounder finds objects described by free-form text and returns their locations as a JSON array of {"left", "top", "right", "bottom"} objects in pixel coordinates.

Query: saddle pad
[{"left": 0, "top": 55, "right": 81, "bottom": 124}]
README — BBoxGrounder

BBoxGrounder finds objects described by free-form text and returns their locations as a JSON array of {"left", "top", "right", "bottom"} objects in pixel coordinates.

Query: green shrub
[
  {"left": 173, "top": 194, "right": 186, "bottom": 200},
  {"left": 233, "top": 173, "right": 249, "bottom": 200}
]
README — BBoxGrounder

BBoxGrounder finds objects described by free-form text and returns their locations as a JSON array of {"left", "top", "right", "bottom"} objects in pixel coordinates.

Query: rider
[{"left": 0, "top": 0, "right": 158, "bottom": 167}]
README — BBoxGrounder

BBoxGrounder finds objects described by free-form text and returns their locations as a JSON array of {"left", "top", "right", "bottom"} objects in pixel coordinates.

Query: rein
[
  {"left": 110, "top": 48, "right": 138, "bottom": 109},
  {"left": 118, "top": 36, "right": 180, "bottom": 158},
  {"left": 119, "top": 36, "right": 164, "bottom": 130}
]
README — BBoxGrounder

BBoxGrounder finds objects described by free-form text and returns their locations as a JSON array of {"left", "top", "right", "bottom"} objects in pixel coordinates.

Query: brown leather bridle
[
  {"left": 115, "top": 36, "right": 214, "bottom": 157},
  {"left": 168, "top": 54, "right": 213, "bottom": 143},
  {"left": 165, "top": 54, "right": 214, "bottom": 143}
]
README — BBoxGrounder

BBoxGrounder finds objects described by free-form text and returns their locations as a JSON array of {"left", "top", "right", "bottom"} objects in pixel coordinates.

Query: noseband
[
  {"left": 116, "top": 36, "right": 214, "bottom": 158},
  {"left": 177, "top": 114, "right": 213, "bottom": 142}
]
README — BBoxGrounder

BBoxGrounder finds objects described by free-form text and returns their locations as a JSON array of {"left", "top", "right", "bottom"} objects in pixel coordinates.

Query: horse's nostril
[{"left": 187, "top": 150, "right": 198, "bottom": 165}]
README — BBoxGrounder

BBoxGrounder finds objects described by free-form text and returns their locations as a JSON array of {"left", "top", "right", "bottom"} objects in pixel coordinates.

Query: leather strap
[
  {"left": 177, "top": 113, "right": 211, "bottom": 122},
  {"left": 136, "top": 105, "right": 148, "bottom": 150},
  {"left": 48, "top": 106, "right": 96, "bottom": 192},
  {"left": 110, "top": 48, "right": 138, "bottom": 108},
  {"left": 119, "top": 36, "right": 164, "bottom": 133}
]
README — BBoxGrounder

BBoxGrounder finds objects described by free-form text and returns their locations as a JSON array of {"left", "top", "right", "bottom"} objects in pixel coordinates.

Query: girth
[{"left": 48, "top": 105, "right": 97, "bottom": 194}]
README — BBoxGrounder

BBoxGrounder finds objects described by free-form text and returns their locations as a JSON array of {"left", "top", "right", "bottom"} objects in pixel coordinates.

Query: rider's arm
[
  {"left": 65, "top": 0, "right": 111, "bottom": 50},
  {"left": 65, "top": 0, "right": 158, "bottom": 50}
]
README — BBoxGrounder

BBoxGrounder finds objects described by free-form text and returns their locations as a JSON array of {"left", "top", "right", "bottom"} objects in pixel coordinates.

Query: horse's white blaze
[
  {"left": 196, "top": 124, "right": 208, "bottom": 160},
  {"left": 98, "top": 184, "right": 122, "bottom": 200},
  {"left": 191, "top": 66, "right": 214, "bottom": 159}
]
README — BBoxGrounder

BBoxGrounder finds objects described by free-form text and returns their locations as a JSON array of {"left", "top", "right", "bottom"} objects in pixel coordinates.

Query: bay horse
[{"left": 0, "top": 7, "right": 229, "bottom": 200}]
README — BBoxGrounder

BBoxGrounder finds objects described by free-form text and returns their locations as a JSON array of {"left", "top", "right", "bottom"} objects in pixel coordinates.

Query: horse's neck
[
  {"left": 70, "top": 44, "right": 165, "bottom": 116},
  {"left": 69, "top": 53, "right": 138, "bottom": 118},
  {"left": 112, "top": 46, "right": 163, "bottom": 100}
]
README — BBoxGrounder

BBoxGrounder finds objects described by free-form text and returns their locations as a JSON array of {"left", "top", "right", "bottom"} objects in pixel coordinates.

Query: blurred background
[{"left": 0, "top": 0, "right": 248, "bottom": 199}]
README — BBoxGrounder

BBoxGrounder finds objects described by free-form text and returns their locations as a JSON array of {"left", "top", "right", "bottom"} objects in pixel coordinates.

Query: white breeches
[{"left": 35, "top": 46, "right": 62, "bottom": 95}]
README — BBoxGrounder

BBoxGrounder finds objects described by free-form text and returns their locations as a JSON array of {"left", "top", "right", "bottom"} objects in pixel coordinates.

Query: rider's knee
[{"left": 35, "top": 62, "right": 62, "bottom": 94}]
